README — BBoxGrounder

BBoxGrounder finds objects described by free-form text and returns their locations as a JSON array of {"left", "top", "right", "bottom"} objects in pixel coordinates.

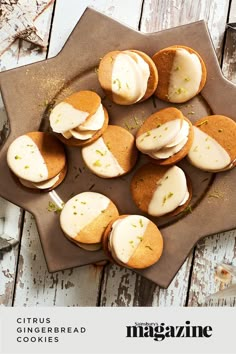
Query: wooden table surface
[{"left": 0, "top": 0, "right": 236, "bottom": 307}]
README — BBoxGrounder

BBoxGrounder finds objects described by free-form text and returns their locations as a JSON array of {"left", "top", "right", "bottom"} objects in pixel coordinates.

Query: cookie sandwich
[
  {"left": 188, "top": 115, "right": 236, "bottom": 172},
  {"left": 136, "top": 107, "right": 193, "bottom": 165},
  {"left": 60, "top": 192, "right": 119, "bottom": 251},
  {"left": 81, "top": 125, "right": 138, "bottom": 178},
  {"left": 98, "top": 50, "right": 158, "bottom": 105},
  {"left": 102, "top": 214, "right": 163, "bottom": 269},
  {"left": 7, "top": 132, "right": 66, "bottom": 190},
  {"left": 131, "top": 163, "right": 192, "bottom": 217},
  {"left": 49, "top": 90, "right": 109, "bottom": 146},
  {"left": 152, "top": 45, "right": 207, "bottom": 103}
]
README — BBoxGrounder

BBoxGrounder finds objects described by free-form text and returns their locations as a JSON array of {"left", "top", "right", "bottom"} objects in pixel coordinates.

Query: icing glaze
[
  {"left": 81, "top": 137, "right": 125, "bottom": 178},
  {"left": 111, "top": 51, "right": 150, "bottom": 104},
  {"left": 19, "top": 173, "right": 60, "bottom": 189},
  {"left": 7, "top": 135, "right": 48, "bottom": 182},
  {"left": 168, "top": 48, "right": 202, "bottom": 103},
  {"left": 150, "top": 136, "right": 188, "bottom": 159},
  {"left": 148, "top": 166, "right": 188, "bottom": 216},
  {"left": 188, "top": 127, "right": 231, "bottom": 171},
  {"left": 50, "top": 102, "right": 89, "bottom": 133},
  {"left": 109, "top": 215, "right": 149, "bottom": 263},
  {"left": 59, "top": 104, "right": 105, "bottom": 140},
  {"left": 165, "top": 120, "right": 189, "bottom": 147},
  {"left": 136, "top": 119, "right": 182, "bottom": 153},
  {"left": 60, "top": 192, "right": 110, "bottom": 239}
]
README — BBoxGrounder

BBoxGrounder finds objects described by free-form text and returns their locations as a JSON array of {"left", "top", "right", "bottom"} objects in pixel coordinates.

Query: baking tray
[{"left": 0, "top": 8, "right": 236, "bottom": 288}]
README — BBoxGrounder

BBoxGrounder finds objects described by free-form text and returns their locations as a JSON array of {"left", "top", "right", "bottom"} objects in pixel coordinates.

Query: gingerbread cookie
[
  {"left": 102, "top": 214, "right": 163, "bottom": 269},
  {"left": 98, "top": 49, "right": 158, "bottom": 105},
  {"left": 49, "top": 90, "right": 109, "bottom": 146},
  {"left": 136, "top": 107, "right": 193, "bottom": 165},
  {"left": 152, "top": 45, "right": 207, "bottom": 103},
  {"left": 81, "top": 125, "right": 138, "bottom": 178},
  {"left": 131, "top": 163, "right": 192, "bottom": 217},
  {"left": 188, "top": 115, "right": 236, "bottom": 172},
  {"left": 60, "top": 192, "right": 119, "bottom": 250},
  {"left": 7, "top": 132, "right": 66, "bottom": 190}
]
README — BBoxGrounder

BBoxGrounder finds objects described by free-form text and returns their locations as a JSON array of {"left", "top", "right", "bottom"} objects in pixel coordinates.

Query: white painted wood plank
[
  {"left": 188, "top": 0, "right": 236, "bottom": 307},
  {"left": 48, "top": 0, "right": 143, "bottom": 57},
  {"left": 141, "top": 0, "right": 230, "bottom": 60},
  {"left": 0, "top": 1, "right": 55, "bottom": 306},
  {"left": 13, "top": 0, "right": 143, "bottom": 306}
]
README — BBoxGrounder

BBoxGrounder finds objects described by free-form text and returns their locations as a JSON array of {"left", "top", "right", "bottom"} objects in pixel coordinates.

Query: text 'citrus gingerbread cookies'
[
  {"left": 7, "top": 132, "right": 67, "bottom": 191},
  {"left": 136, "top": 107, "right": 193, "bottom": 165},
  {"left": 98, "top": 49, "right": 158, "bottom": 105},
  {"left": 102, "top": 214, "right": 163, "bottom": 269},
  {"left": 152, "top": 45, "right": 207, "bottom": 103},
  {"left": 188, "top": 115, "right": 236, "bottom": 172},
  {"left": 81, "top": 125, "right": 138, "bottom": 178},
  {"left": 49, "top": 90, "right": 109, "bottom": 146},
  {"left": 60, "top": 192, "right": 119, "bottom": 251},
  {"left": 131, "top": 163, "right": 192, "bottom": 217}
]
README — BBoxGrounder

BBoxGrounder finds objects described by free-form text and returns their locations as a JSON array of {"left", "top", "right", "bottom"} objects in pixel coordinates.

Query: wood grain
[{"left": 187, "top": 0, "right": 236, "bottom": 307}]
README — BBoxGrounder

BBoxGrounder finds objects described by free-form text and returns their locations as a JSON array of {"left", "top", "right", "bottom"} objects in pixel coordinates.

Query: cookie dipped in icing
[
  {"left": 60, "top": 192, "right": 119, "bottom": 250},
  {"left": 7, "top": 132, "right": 66, "bottom": 190},
  {"left": 102, "top": 215, "right": 163, "bottom": 269},
  {"left": 81, "top": 125, "right": 138, "bottom": 178},
  {"left": 136, "top": 107, "right": 193, "bottom": 165},
  {"left": 49, "top": 90, "right": 109, "bottom": 146},
  {"left": 152, "top": 45, "right": 206, "bottom": 103},
  {"left": 131, "top": 163, "right": 192, "bottom": 217},
  {"left": 188, "top": 115, "right": 236, "bottom": 172},
  {"left": 98, "top": 50, "right": 158, "bottom": 105}
]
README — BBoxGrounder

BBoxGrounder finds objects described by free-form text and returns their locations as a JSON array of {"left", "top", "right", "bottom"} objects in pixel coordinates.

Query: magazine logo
[{"left": 126, "top": 321, "right": 212, "bottom": 341}]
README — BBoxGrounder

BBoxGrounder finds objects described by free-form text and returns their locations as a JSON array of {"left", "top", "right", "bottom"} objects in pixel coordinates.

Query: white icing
[
  {"left": 111, "top": 51, "right": 150, "bottom": 105},
  {"left": 109, "top": 215, "right": 149, "bottom": 264},
  {"left": 188, "top": 127, "right": 231, "bottom": 171},
  {"left": 149, "top": 136, "right": 188, "bottom": 159},
  {"left": 81, "top": 137, "right": 125, "bottom": 178},
  {"left": 19, "top": 173, "right": 60, "bottom": 189},
  {"left": 49, "top": 102, "right": 89, "bottom": 133},
  {"left": 61, "top": 104, "right": 105, "bottom": 141},
  {"left": 165, "top": 120, "right": 189, "bottom": 147},
  {"left": 77, "top": 242, "right": 102, "bottom": 251},
  {"left": 70, "top": 129, "right": 94, "bottom": 140},
  {"left": 7, "top": 135, "right": 48, "bottom": 183},
  {"left": 168, "top": 48, "right": 202, "bottom": 103},
  {"left": 60, "top": 192, "right": 110, "bottom": 239},
  {"left": 179, "top": 190, "right": 189, "bottom": 206},
  {"left": 136, "top": 119, "right": 182, "bottom": 153},
  {"left": 79, "top": 104, "right": 105, "bottom": 131},
  {"left": 148, "top": 166, "right": 188, "bottom": 216}
]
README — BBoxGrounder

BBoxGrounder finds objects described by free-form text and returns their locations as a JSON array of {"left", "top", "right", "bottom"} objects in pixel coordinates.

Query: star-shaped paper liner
[{"left": 0, "top": 0, "right": 55, "bottom": 56}]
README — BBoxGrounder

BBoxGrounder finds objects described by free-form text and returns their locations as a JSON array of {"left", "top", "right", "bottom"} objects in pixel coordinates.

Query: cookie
[
  {"left": 98, "top": 49, "right": 158, "bottom": 105},
  {"left": 136, "top": 107, "right": 193, "bottom": 165},
  {"left": 81, "top": 125, "right": 138, "bottom": 178},
  {"left": 49, "top": 90, "right": 109, "bottom": 146},
  {"left": 102, "top": 214, "right": 163, "bottom": 269},
  {"left": 7, "top": 132, "right": 66, "bottom": 190},
  {"left": 188, "top": 115, "right": 236, "bottom": 172},
  {"left": 131, "top": 163, "right": 192, "bottom": 217},
  {"left": 60, "top": 192, "right": 119, "bottom": 250},
  {"left": 152, "top": 45, "right": 207, "bottom": 103}
]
